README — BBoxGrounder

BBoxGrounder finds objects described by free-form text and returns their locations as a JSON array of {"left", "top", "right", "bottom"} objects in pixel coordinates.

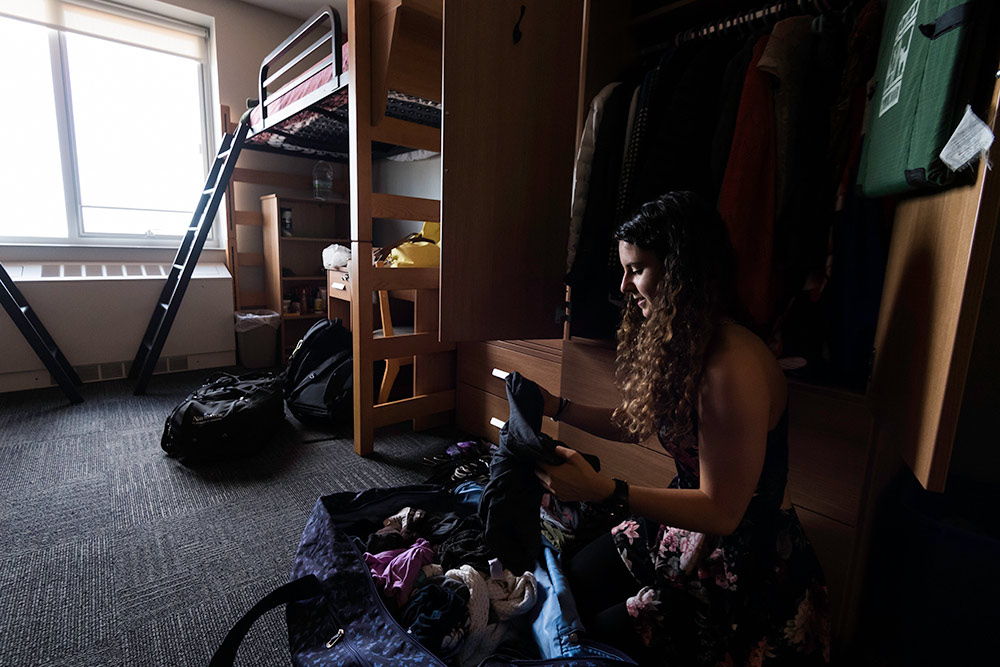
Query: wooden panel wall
[{"left": 869, "top": 72, "right": 1000, "bottom": 491}]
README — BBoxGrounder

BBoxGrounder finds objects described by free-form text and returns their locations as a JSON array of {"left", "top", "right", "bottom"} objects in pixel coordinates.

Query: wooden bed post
[
  {"left": 349, "top": 0, "right": 377, "bottom": 455},
  {"left": 346, "top": 0, "right": 452, "bottom": 456}
]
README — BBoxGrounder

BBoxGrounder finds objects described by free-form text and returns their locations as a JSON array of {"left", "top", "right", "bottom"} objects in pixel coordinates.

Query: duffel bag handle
[{"left": 209, "top": 574, "right": 323, "bottom": 667}]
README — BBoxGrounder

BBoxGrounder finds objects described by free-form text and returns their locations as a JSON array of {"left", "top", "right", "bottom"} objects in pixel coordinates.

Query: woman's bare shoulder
[{"left": 700, "top": 324, "right": 786, "bottom": 422}]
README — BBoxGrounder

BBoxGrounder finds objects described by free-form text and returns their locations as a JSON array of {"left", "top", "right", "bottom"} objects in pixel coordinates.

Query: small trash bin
[{"left": 234, "top": 310, "right": 281, "bottom": 369}]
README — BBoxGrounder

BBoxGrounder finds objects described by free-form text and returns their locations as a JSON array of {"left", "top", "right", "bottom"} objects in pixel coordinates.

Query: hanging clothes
[
  {"left": 627, "top": 39, "right": 741, "bottom": 210},
  {"left": 718, "top": 35, "right": 778, "bottom": 330},
  {"left": 758, "top": 15, "right": 848, "bottom": 357},
  {"left": 711, "top": 38, "right": 757, "bottom": 196},
  {"left": 819, "top": 0, "right": 892, "bottom": 389},
  {"left": 758, "top": 16, "right": 816, "bottom": 216},
  {"left": 610, "top": 41, "right": 738, "bottom": 310},
  {"left": 568, "top": 81, "right": 622, "bottom": 274},
  {"left": 567, "top": 79, "right": 637, "bottom": 339}
]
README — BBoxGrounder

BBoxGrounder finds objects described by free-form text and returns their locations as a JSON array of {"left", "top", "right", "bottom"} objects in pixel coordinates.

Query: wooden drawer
[
  {"left": 327, "top": 268, "right": 351, "bottom": 302},
  {"left": 457, "top": 340, "right": 562, "bottom": 399},
  {"left": 561, "top": 339, "right": 618, "bottom": 408},
  {"left": 457, "top": 383, "right": 558, "bottom": 443},
  {"left": 326, "top": 269, "right": 352, "bottom": 326}
]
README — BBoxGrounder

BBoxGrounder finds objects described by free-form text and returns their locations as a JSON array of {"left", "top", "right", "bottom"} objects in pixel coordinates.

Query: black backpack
[
  {"left": 161, "top": 372, "right": 285, "bottom": 464},
  {"left": 282, "top": 318, "right": 353, "bottom": 425}
]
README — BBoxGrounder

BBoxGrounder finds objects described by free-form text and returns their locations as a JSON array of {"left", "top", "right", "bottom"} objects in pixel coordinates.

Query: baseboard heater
[{"left": 0, "top": 262, "right": 236, "bottom": 394}]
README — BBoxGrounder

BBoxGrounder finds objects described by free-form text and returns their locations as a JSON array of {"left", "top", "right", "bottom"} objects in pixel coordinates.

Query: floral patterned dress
[{"left": 610, "top": 410, "right": 831, "bottom": 666}]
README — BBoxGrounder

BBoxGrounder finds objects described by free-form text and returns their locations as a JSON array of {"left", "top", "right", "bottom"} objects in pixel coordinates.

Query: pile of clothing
[{"left": 360, "top": 497, "right": 541, "bottom": 666}]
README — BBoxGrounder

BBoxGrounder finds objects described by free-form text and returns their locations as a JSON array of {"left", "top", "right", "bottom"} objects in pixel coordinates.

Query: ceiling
[{"left": 239, "top": 1, "right": 348, "bottom": 21}]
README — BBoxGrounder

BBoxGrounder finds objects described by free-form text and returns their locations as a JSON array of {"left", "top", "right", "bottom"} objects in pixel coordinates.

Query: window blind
[{"left": 0, "top": 0, "right": 207, "bottom": 60}]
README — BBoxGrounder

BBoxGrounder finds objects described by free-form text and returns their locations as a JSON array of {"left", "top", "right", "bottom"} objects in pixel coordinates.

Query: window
[{"left": 0, "top": 1, "right": 212, "bottom": 247}]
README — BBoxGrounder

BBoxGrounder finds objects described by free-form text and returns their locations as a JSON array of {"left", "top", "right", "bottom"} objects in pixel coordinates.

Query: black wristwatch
[{"left": 602, "top": 477, "right": 629, "bottom": 521}]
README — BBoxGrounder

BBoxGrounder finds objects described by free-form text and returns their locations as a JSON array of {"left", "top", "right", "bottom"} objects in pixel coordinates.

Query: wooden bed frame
[
  {"left": 229, "top": 2, "right": 451, "bottom": 455},
  {"left": 242, "top": 3, "right": 441, "bottom": 162}
]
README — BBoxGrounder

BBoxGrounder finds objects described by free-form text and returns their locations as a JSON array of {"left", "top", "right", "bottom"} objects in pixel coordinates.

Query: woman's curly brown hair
[{"left": 612, "top": 191, "right": 743, "bottom": 445}]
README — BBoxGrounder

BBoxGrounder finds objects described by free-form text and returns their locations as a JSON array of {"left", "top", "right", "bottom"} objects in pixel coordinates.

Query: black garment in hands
[{"left": 477, "top": 372, "right": 599, "bottom": 573}]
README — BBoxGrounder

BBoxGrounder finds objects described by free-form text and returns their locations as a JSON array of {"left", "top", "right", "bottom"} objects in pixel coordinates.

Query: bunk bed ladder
[
  {"left": 130, "top": 122, "right": 249, "bottom": 395},
  {"left": 0, "top": 261, "right": 83, "bottom": 404}
]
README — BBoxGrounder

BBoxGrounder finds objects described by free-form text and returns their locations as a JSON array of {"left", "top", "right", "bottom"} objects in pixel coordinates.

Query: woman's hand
[{"left": 535, "top": 445, "right": 615, "bottom": 502}]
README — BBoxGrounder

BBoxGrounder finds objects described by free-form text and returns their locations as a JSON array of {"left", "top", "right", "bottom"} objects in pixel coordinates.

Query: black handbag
[
  {"left": 211, "top": 484, "right": 636, "bottom": 666},
  {"left": 160, "top": 372, "right": 285, "bottom": 464}
]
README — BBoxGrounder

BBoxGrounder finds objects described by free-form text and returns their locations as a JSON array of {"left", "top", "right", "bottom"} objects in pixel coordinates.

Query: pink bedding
[{"left": 249, "top": 41, "right": 350, "bottom": 130}]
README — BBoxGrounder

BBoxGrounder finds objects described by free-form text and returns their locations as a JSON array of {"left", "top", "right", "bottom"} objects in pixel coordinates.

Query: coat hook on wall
[{"left": 513, "top": 5, "right": 525, "bottom": 44}]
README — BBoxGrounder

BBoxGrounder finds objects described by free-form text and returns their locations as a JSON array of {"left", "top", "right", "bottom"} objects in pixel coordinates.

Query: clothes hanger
[{"left": 751, "top": 7, "right": 770, "bottom": 34}]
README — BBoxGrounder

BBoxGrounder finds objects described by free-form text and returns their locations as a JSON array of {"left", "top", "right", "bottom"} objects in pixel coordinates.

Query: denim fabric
[
  {"left": 453, "top": 480, "right": 485, "bottom": 513},
  {"left": 531, "top": 545, "right": 637, "bottom": 664}
]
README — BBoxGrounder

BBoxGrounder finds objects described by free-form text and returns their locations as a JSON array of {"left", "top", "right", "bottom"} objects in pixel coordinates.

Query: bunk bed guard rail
[{"left": 258, "top": 6, "right": 344, "bottom": 127}]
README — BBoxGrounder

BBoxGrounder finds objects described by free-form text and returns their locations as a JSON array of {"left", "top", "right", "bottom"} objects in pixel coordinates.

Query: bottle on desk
[{"left": 313, "top": 161, "right": 334, "bottom": 200}]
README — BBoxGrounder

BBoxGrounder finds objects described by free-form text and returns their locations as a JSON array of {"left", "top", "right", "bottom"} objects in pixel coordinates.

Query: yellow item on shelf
[{"left": 380, "top": 222, "right": 440, "bottom": 268}]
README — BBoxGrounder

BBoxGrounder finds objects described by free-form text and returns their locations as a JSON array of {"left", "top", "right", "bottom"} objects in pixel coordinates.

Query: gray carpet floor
[{"left": 0, "top": 369, "right": 466, "bottom": 666}]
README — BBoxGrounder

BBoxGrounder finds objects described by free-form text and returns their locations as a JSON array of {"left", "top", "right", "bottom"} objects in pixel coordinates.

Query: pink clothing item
[{"left": 364, "top": 537, "right": 436, "bottom": 606}]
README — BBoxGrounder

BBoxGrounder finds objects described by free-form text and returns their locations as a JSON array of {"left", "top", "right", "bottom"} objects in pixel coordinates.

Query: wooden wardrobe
[{"left": 446, "top": 0, "right": 1000, "bottom": 658}]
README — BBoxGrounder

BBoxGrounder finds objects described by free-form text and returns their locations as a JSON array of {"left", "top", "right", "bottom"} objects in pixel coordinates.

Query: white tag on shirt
[{"left": 940, "top": 105, "right": 994, "bottom": 172}]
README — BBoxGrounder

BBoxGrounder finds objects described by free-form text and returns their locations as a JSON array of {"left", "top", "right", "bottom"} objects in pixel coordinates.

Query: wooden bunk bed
[
  {"left": 230, "top": 2, "right": 451, "bottom": 456},
  {"left": 210, "top": 0, "right": 582, "bottom": 457}
]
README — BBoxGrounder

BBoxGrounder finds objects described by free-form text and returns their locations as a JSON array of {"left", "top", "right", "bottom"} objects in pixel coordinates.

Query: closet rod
[{"left": 640, "top": 0, "right": 845, "bottom": 55}]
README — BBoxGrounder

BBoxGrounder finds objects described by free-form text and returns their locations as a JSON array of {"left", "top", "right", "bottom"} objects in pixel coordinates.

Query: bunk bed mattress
[{"left": 246, "top": 45, "right": 441, "bottom": 161}]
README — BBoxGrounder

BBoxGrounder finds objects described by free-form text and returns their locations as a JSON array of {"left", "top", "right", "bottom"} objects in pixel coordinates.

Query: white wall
[{"left": 372, "top": 155, "right": 443, "bottom": 246}]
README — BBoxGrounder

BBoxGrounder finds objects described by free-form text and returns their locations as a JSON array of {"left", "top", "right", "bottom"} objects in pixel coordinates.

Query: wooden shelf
[
  {"left": 273, "top": 195, "right": 350, "bottom": 206},
  {"left": 262, "top": 193, "right": 349, "bottom": 360},
  {"left": 279, "top": 236, "right": 351, "bottom": 244}
]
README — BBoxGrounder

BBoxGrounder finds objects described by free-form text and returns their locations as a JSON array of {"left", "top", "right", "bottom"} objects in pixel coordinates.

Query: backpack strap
[{"left": 284, "top": 352, "right": 347, "bottom": 404}]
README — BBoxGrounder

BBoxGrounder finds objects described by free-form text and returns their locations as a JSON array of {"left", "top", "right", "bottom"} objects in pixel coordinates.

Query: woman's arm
[
  {"left": 535, "top": 380, "right": 636, "bottom": 442},
  {"left": 537, "top": 342, "right": 772, "bottom": 536}
]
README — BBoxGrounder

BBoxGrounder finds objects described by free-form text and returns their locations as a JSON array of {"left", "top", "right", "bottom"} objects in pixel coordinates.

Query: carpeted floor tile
[
  {"left": 0, "top": 432, "right": 108, "bottom": 497},
  {"left": 0, "top": 535, "right": 116, "bottom": 666},
  {"left": 1, "top": 476, "right": 114, "bottom": 556}
]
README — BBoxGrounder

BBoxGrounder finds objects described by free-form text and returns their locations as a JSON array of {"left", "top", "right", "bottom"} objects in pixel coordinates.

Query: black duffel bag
[{"left": 161, "top": 372, "right": 285, "bottom": 464}]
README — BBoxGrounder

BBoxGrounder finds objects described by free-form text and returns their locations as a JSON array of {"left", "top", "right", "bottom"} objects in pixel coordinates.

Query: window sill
[{"left": 0, "top": 243, "right": 227, "bottom": 265}]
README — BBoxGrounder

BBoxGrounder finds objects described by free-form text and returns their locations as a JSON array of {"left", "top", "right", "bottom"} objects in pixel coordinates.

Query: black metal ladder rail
[
  {"left": 130, "top": 121, "right": 249, "bottom": 395},
  {"left": 0, "top": 261, "right": 83, "bottom": 404}
]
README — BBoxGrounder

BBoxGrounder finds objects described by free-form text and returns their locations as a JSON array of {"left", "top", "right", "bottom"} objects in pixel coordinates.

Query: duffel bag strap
[{"left": 209, "top": 575, "right": 323, "bottom": 667}]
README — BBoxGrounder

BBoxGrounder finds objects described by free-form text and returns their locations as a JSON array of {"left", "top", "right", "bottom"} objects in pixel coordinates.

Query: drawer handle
[
  {"left": 330, "top": 282, "right": 346, "bottom": 291},
  {"left": 489, "top": 417, "right": 506, "bottom": 429},
  {"left": 491, "top": 368, "right": 509, "bottom": 380}
]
